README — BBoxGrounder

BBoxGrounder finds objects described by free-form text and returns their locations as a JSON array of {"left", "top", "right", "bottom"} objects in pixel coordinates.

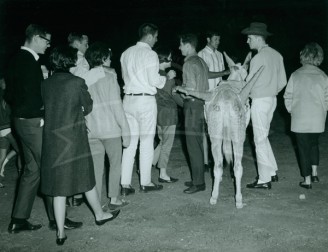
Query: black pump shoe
[
  {"left": 56, "top": 235, "right": 67, "bottom": 246},
  {"left": 95, "top": 210, "right": 120, "bottom": 226}
]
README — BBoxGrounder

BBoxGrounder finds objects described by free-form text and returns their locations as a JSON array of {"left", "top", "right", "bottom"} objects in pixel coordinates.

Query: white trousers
[
  {"left": 251, "top": 97, "right": 278, "bottom": 182},
  {"left": 121, "top": 96, "right": 157, "bottom": 186}
]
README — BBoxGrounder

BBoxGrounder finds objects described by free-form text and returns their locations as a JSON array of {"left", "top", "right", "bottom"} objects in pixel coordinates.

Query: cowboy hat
[{"left": 241, "top": 22, "right": 272, "bottom": 36}]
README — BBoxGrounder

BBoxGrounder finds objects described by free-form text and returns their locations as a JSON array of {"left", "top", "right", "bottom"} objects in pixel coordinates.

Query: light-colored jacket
[
  {"left": 284, "top": 64, "right": 328, "bottom": 133},
  {"left": 84, "top": 66, "right": 130, "bottom": 139}
]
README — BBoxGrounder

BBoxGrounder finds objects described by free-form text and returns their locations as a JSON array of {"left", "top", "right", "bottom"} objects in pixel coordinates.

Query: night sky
[{"left": 0, "top": 0, "right": 327, "bottom": 77}]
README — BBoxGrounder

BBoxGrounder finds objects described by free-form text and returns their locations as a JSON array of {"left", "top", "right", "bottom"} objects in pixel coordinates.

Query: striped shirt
[{"left": 198, "top": 45, "right": 225, "bottom": 90}]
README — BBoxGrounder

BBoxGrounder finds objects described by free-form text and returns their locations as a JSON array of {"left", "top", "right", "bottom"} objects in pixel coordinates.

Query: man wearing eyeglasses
[{"left": 5, "top": 24, "right": 81, "bottom": 233}]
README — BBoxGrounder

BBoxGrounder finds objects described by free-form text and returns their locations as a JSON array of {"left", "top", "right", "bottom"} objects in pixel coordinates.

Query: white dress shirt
[
  {"left": 70, "top": 51, "right": 89, "bottom": 78},
  {"left": 198, "top": 45, "right": 225, "bottom": 90},
  {"left": 120, "top": 41, "right": 166, "bottom": 95}
]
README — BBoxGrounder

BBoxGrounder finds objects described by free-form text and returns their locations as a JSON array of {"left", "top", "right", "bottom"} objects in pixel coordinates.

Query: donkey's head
[{"left": 223, "top": 51, "right": 252, "bottom": 82}]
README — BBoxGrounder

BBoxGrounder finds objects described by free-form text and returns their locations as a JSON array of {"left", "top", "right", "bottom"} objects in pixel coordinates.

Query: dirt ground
[{"left": 1, "top": 104, "right": 328, "bottom": 252}]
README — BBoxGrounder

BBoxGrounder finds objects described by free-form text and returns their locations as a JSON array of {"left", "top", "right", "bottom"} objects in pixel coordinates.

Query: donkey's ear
[
  {"left": 223, "top": 51, "right": 235, "bottom": 67},
  {"left": 242, "top": 52, "right": 252, "bottom": 70}
]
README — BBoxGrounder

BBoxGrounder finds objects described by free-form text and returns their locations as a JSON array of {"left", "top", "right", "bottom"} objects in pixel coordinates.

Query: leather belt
[{"left": 125, "top": 93, "right": 154, "bottom": 96}]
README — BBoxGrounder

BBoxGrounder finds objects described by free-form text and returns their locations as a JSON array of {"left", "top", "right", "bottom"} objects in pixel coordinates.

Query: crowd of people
[{"left": 0, "top": 21, "right": 327, "bottom": 245}]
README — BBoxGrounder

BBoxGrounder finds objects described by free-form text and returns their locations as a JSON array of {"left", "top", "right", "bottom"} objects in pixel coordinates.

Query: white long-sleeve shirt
[
  {"left": 198, "top": 45, "right": 225, "bottom": 90},
  {"left": 70, "top": 51, "right": 89, "bottom": 78},
  {"left": 246, "top": 45, "right": 287, "bottom": 98},
  {"left": 120, "top": 42, "right": 166, "bottom": 95}
]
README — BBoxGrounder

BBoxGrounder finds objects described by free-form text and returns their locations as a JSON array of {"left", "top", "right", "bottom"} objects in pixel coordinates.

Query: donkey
[{"left": 176, "top": 56, "right": 263, "bottom": 208}]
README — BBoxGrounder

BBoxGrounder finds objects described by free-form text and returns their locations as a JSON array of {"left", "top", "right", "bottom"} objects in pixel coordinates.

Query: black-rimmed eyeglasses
[{"left": 38, "top": 35, "right": 51, "bottom": 45}]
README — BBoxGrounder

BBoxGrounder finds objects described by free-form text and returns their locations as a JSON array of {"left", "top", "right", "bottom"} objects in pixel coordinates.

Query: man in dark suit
[{"left": 5, "top": 24, "right": 82, "bottom": 233}]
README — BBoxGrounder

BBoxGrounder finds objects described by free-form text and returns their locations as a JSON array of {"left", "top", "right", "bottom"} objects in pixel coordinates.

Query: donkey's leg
[
  {"left": 233, "top": 140, "right": 244, "bottom": 209},
  {"left": 210, "top": 137, "right": 223, "bottom": 205}
]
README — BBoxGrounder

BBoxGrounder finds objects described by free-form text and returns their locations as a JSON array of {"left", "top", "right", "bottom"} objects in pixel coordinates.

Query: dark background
[{"left": 0, "top": 0, "right": 327, "bottom": 80}]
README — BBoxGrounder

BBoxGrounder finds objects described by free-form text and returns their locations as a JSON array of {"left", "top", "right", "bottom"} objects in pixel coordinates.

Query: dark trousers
[
  {"left": 183, "top": 100, "right": 205, "bottom": 185},
  {"left": 295, "top": 133, "right": 320, "bottom": 177},
  {"left": 12, "top": 118, "right": 54, "bottom": 222}
]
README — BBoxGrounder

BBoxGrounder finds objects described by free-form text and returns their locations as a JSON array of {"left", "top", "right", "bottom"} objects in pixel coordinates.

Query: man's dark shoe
[
  {"left": 64, "top": 218, "right": 83, "bottom": 230},
  {"left": 183, "top": 184, "right": 206, "bottom": 194},
  {"left": 140, "top": 183, "right": 163, "bottom": 193},
  {"left": 246, "top": 180, "right": 271, "bottom": 189},
  {"left": 158, "top": 177, "right": 179, "bottom": 183},
  {"left": 49, "top": 218, "right": 83, "bottom": 230},
  {"left": 121, "top": 186, "right": 135, "bottom": 196},
  {"left": 255, "top": 175, "right": 278, "bottom": 182},
  {"left": 8, "top": 221, "right": 42, "bottom": 234},
  {"left": 72, "top": 197, "right": 84, "bottom": 207},
  {"left": 184, "top": 181, "right": 193, "bottom": 187}
]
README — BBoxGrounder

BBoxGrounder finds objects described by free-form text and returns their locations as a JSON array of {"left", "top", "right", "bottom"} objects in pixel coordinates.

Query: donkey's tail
[{"left": 222, "top": 107, "right": 233, "bottom": 164}]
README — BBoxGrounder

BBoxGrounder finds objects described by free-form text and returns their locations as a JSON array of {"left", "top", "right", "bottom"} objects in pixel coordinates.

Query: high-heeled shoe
[
  {"left": 95, "top": 209, "right": 120, "bottom": 226},
  {"left": 56, "top": 235, "right": 67, "bottom": 245}
]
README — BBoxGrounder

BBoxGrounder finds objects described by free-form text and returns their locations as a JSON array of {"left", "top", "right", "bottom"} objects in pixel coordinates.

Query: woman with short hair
[
  {"left": 84, "top": 42, "right": 130, "bottom": 210},
  {"left": 41, "top": 46, "right": 119, "bottom": 245},
  {"left": 284, "top": 42, "right": 328, "bottom": 189}
]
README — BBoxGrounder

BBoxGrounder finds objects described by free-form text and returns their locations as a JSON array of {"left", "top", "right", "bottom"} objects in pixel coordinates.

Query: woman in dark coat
[{"left": 41, "top": 46, "right": 119, "bottom": 245}]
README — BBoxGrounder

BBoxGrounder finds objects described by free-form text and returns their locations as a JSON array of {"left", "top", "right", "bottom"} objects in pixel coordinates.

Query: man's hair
[
  {"left": 300, "top": 42, "right": 324, "bottom": 66},
  {"left": 85, "top": 42, "right": 112, "bottom": 69},
  {"left": 179, "top": 33, "right": 198, "bottom": 49},
  {"left": 205, "top": 30, "right": 220, "bottom": 40},
  {"left": 67, "top": 32, "right": 87, "bottom": 46},
  {"left": 138, "top": 23, "right": 158, "bottom": 39},
  {"left": 25, "top": 24, "right": 49, "bottom": 43},
  {"left": 49, "top": 46, "right": 78, "bottom": 72}
]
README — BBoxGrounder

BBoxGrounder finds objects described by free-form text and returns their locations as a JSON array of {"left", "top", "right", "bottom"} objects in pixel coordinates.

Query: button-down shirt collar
[
  {"left": 21, "top": 46, "right": 39, "bottom": 61},
  {"left": 205, "top": 45, "right": 216, "bottom": 53}
]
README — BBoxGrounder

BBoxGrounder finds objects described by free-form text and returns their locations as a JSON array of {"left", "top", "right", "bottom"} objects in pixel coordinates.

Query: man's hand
[
  {"left": 167, "top": 70, "right": 176, "bottom": 80},
  {"left": 122, "top": 135, "right": 131, "bottom": 148},
  {"left": 223, "top": 69, "right": 231, "bottom": 76},
  {"left": 173, "top": 86, "right": 189, "bottom": 96}
]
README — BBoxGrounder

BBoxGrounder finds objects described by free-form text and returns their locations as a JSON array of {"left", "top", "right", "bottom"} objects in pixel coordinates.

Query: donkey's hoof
[
  {"left": 210, "top": 197, "right": 217, "bottom": 205},
  {"left": 236, "top": 202, "right": 244, "bottom": 209}
]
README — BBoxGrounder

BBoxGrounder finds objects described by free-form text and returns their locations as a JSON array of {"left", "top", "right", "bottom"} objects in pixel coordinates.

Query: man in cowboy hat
[{"left": 241, "top": 22, "right": 287, "bottom": 189}]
